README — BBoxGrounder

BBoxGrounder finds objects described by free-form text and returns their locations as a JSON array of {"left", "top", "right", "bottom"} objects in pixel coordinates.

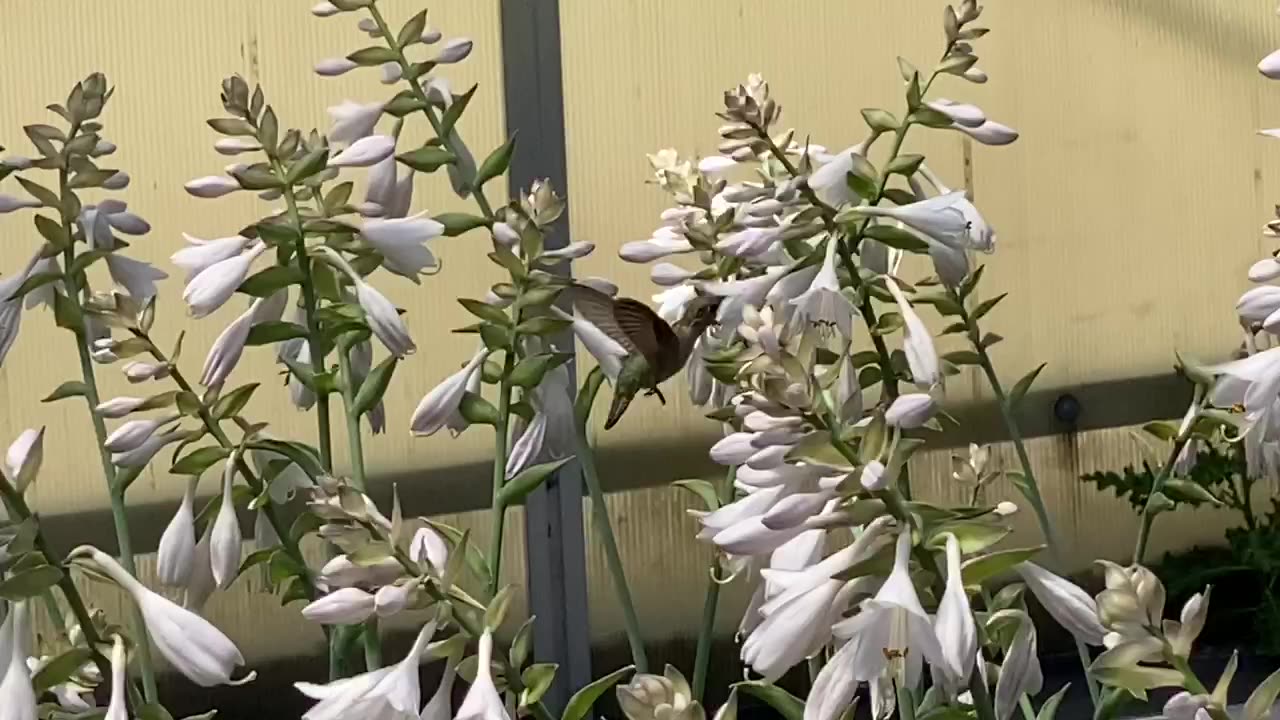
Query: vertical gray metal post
[{"left": 499, "top": 0, "right": 593, "bottom": 711}]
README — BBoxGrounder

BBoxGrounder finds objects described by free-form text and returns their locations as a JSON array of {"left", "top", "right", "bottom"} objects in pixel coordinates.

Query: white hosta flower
[
  {"left": 651, "top": 263, "right": 695, "bottom": 286},
  {"left": 302, "top": 587, "right": 377, "bottom": 625},
  {"left": 103, "top": 413, "right": 180, "bottom": 453},
  {"left": 507, "top": 412, "right": 548, "bottom": 480},
  {"left": 122, "top": 360, "right": 171, "bottom": 383},
  {"left": 104, "top": 635, "right": 128, "bottom": 720},
  {"left": 455, "top": 630, "right": 513, "bottom": 720},
  {"left": 885, "top": 277, "right": 939, "bottom": 387},
  {"left": 1249, "top": 257, "right": 1280, "bottom": 283},
  {"left": 409, "top": 526, "right": 449, "bottom": 574},
  {"left": 854, "top": 192, "right": 971, "bottom": 248},
  {"left": 716, "top": 227, "right": 781, "bottom": 259},
  {"left": 172, "top": 234, "right": 250, "bottom": 282},
  {"left": 200, "top": 289, "right": 288, "bottom": 387},
  {"left": 1014, "top": 562, "right": 1107, "bottom": 645},
  {"left": 184, "top": 175, "right": 242, "bottom": 198},
  {"left": 374, "top": 582, "right": 415, "bottom": 617},
  {"left": 824, "top": 530, "right": 947, "bottom": 686},
  {"left": 554, "top": 306, "right": 629, "bottom": 381},
  {"left": 994, "top": 612, "right": 1042, "bottom": 720},
  {"left": 296, "top": 621, "right": 438, "bottom": 720},
  {"left": 542, "top": 241, "right": 596, "bottom": 261},
  {"left": 433, "top": 38, "right": 473, "bottom": 64},
  {"left": 105, "top": 254, "right": 167, "bottom": 302},
  {"left": 72, "top": 547, "right": 248, "bottom": 686},
  {"left": 704, "top": 265, "right": 790, "bottom": 330},
  {"left": 361, "top": 212, "right": 444, "bottom": 280},
  {"left": 1261, "top": 49, "right": 1280, "bottom": 79},
  {"left": 0, "top": 252, "right": 43, "bottom": 367},
  {"left": 860, "top": 460, "right": 889, "bottom": 492},
  {"left": 318, "top": 554, "right": 404, "bottom": 590},
  {"left": 311, "top": 1, "right": 339, "bottom": 16},
  {"left": 112, "top": 428, "right": 184, "bottom": 468},
  {"left": 738, "top": 304, "right": 783, "bottom": 359},
  {"left": 210, "top": 457, "right": 243, "bottom": 589},
  {"left": 953, "top": 119, "right": 1019, "bottom": 146},
  {"left": 927, "top": 98, "right": 986, "bottom": 127},
  {"left": 492, "top": 222, "right": 520, "bottom": 248},
  {"left": 419, "top": 655, "right": 457, "bottom": 720},
  {"left": 315, "top": 57, "right": 359, "bottom": 76},
  {"left": 885, "top": 393, "right": 937, "bottom": 428},
  {"left": 329, "top": 134, "right": 396, "bottom": 168},
  {"left": 103, "top": 170, "right": 130, "bottom": 190},
  {"left": 808, "top": 144, "right": 869, "bottom": 208},
  {"left": 934, "top": 534, "right": 977, "bottom": 690},
  {"left": 697, "top": 155, "right": 737, "bottom": 175},
  {"left": 652, "top": 284, "right": 699, "bottom": 325},
  {"left": 185, "top": 522, "right": 217, "bottom": 611},
  {"left": 619, "top": 234, "right": 695, "bottom": 263},
  {"left": 790, "top": 237, "right": 854, "bottom": 338},
  {"left": 327, "top": 100, "right": 386, "bottom": 144},
  {"left": 1239, "top": 286, "right": 1280, "bottom": 327},
  {"left": 183, "top": 242, "right": 266, "bottom": 318},
  {"left": 410, "top": 347, "right": 489, "bottom": 435},
  {"left": 0, "top": 194, "right": 40, "bottom": 213},
  {"left": 157, "top": 476, "right": 199, "bottom": 587},
  {"left": 963, "top": 67, "right": 988, "bottom": 83},
  {"left": 1167, "top": 587, "right": 1211, "bottom": 658},
  {"left": 5, "top": 427, "right": 44, "bottom": 492},
  {"left": 0, "top": 600, "right": 36, "bottom": 720}
]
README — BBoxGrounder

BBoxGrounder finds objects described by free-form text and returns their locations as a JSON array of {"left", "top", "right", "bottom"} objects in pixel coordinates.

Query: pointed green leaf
[
  {"left": 42, "top": 381, "right": 87, "bottom": 403},
  {"left": 509, "top": 353, "right": 569, "bottom": 388},
  {"left": 673, "top": 479, "right": 720, "bottom": 511},
  {"left": 735, "top": 681, "right": 804, "bottom": 720},
  {"left": 863, "top": 224, "right": 930, "bottom": 253},
  {"left": 1009, "top": 363, "right": 1047, "bottom": 409},
  {"left": 561, "top": 665, "right": 636, "bottom": 720},
  {"left": 397, "top": 146, "right": 456, "bottom": 173},
  {"left": 245, "top": 321, "right": 309, "bottom": 346},
  {"left": 32, "top": 647, "right": 94, "bottom": 693},
  {"left": 347, "top": 46, "right": 398, "bottom": 66},
  {"left": 474, "top": 134, "right": 516, "bottom": 189},
  {"left": 0, "top": 564, "right": 62, "bottom": 600},
  {"left": 1036, "top": 684, "right": 1071, "bottom": 720},
  {"left": 170, "top": 446, "right": 231, "bottom": 476},
  {"left": 971, "top": 293, "right": 1008, "bottom": 320},
  {"left": 459, "top": 298, "right": 512, "bottom": 326},
  {"left": 435, "top": 212, "right": 490, "bottom": 237},
  {"left": 520, "top": 663, "right": 558, "bottom": 709},
  {"left": 438, "top": 85, "right": 478, "bottom": 138},
  {"left": 960, "top": 545, "right": 1045, "bottom": 587},
  {"left": 1245, "top": 666, "right": 1280, "bottom": 720},
  {"left": 212, "top": 382, "right": 260, "bottom": 419},
  {"left": 500, "top": 458, "right": 573, "bottom": 506},
  {"left": 34, "top": 215, "right": 70, "bottom": 250},
  {"left": 239, "top": 266, "right": 303, "bottom": 297},
  {"left": 353, "top": 355, "right": 399, "bottom": 417}
]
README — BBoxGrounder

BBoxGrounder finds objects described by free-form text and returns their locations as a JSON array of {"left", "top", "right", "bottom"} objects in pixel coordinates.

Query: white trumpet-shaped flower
[
  {"left": 409, "top": 347, "right": 489, "bottom": 436},
  {"left": 360, "top": 212, "right": 444, "bottom": 280},
  {"left": 296, "top": 620, "right": 437, "bottom": 720},
  {"left": 5, "top": 427, "right": 43, "bottom": 492},
  {"left": 184, "top": 522, "right": 217, "bottom": 612},
  {"left": 993, "top": 612, "right": 1042, "bottom": 720},
  {"left": 302, "top": 587, "right": 377, "bottom": 625},
  {"left": 934, "top": 534, "right": 977, "bottom": 690},
  {"left": 157, "top": 475, "right": 199, "bottom": 587},
  {"left": 927, "top": 98, "right": 986, "bottom": 127},
  {"left": 327, "top": 100, "right": 386, "bottom": 145},
  {"left": 419, "top": 654, "right": 457, "bottom": 720},
  {"left": 71, "top": 547, "right": 249, "bottom": 687},
  {"left": 455, "top": 630, "right": 511, "bottom": 720},
  {"left": 200, "top": 289, "right": 288, "bottom": 387},
  {"left": 374, "top": 582, "right": 415, "bottom": 617},
  {"left": 183, "top": 242, "right": 266, "bottom": 319},
  {"left": 104, "top": 635, "right": 128, "bottom": 720},
  {"left": 409, "top": 527, "right": 449, "bottom": 574},
  {"left": 320, "top": 248, "right": 416, "bottom": 357},
  {"left": 0, "top": 599, "right": 36, "bottom": 720},
  {"left": 0, "top": 251, "right": 44, "bottom": 368},
  {"left": 853, "top": 192, "right": 972, "bottom": 249},
  {"left": 172, "top": 234, "right": 250, "bottom": 283},
  {"left": 790, "top": 236, "right": 854, "bottom": 339},
  {"left": 329, "top": 135, "right": 396, "bottom": 168},
  {"left": 1014, "top": 562, "right": 1107, "bottom": 645},
  {"left": 808, "top": 144, "right": 869, "bottom": 208},
  {"left": 211, "top": 456, "right": 243, "bottom": 589},
  {"left": 103, "top": 413, "right": 180, "bottom": 453},
  {"left": 112, "top": 428, "right": 184, "bottom": 468},
  {"left": 105, "top": 254, "right": 167, "bottom": 303},
  {"left": 553, "top": 306, "right": 629, "bottom": 381},
  {"left": 953, "top": 119, "right": 1019, "bottom": 146},
  {"left": 885, "top": 277, "right": 939, "bottom": 388}
]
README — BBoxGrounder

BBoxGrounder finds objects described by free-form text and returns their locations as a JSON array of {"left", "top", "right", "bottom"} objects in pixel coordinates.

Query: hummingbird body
[{"left": 560, "top": 284, "right": 720, "bottom": 429}]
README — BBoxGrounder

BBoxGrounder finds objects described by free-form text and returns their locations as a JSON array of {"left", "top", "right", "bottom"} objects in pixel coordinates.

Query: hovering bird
[{"left": 560, "top": 284, "right": 722, "bottom": 429}]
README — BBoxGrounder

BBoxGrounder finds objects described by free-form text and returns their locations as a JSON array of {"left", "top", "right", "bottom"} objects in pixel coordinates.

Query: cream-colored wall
[{"left": 0, "top": 0, "right": 1274, "bottom": 666}]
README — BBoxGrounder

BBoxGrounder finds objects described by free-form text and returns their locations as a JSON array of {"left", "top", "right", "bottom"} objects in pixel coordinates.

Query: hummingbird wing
[{"left": 562, "top": 284, "right": 676, "bottom": 373}]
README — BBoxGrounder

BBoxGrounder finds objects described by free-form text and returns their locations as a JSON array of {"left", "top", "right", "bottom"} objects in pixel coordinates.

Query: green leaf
[
  {"left": 397, "top": 146, "right": 456, "bottom": 173},
  {"left": 926, "top": 521, "right": 1010, "bottom": 554},
  {"left": 862, "top": 108, "right": 900, "bottom": 132},
  {"left": 1090, "top": 665, "right": 1185, "bottom": 700},
  {"left": 69, "top": 249, "right": 111, "bottom": 276},
  {"left": 1036, "top": 685, "right": 1071, "bottom": 720},
  {"left": 256, "top": 220, "right": 302, "bottom": 247},
  {"left": 245, "top": 321, "right": 308, "bottom": 346},
  {"left": 509, "top": 353, "right": 569, "bottom": 388},
  {"left": 435, "top": 212, "right": 490, "bottom": 237},
  {"left": 871, "top": 311, "right": 904, "bottom": 336},
  {"left": 960, "top": 546, "right": 1045, "bottom": 587},
  {"left": 459, "top": 298, "right": 512, "bottom": 326},
  {"left": 520, "top": 663, "right": 558, "bottom": 709},
  {"left": 943, "top": 350, "right": 981, "bottom": 366},
  {"left": 0, "top": 564, "right": 62, "bottom": 600},
  {"left": 863, "top": 224, "right": 930, "bottom": 253},
  {"left": 228, "top": 164, "right": 281, "bottom": 191},
  {"left": 34, "top": 215, "right": 70, "bottom": 250},
  {"left": 207, "top": 118, "right": 255, "bottom": 136},
  {"left": 576, "top": 366, "right": 606, "bottom": 427},
  {"left": 32, "top": 647, "right": 94, "bottom": 693},
  {"left": 485, "top": 585, "right": 515, "bottom": 630},
  {"left": 500, "top": 458, "right": 573, "bottom": 506},
  {"left": 735, "top": 681, "right": 804, "bottom": 720},
  {"left": 252, "top": 439, "right": 325, "bottom": 480},
  {"left": 561, "top": 665, "right": 636, "bottom": 720},
  {"left": 170, "top": 446, "right": 231, "bottom": 475},
  {"left": 1213, "top": 649, "right": 1239, "bottom": 706},
  {"left": 17, "top": 177, "right": 58, "bottom": 207},
  {"left": 288, "top": 147, "right": 330, "bottom": 185},
  {"left": 384, "top": 91, "right": 428, "bottom": 117},
  {"left": 886, "top": 153, "right": 925, "bottom": 176},
  {"left": 212, "top": 382, "right": 260, "bottom": 419},
  {"left": 52, "top": 291, "right": 83, "bottom": 332},
  {"left": 398, "top": 9, "right": 428, "bottom": 46},
  {"left": 511, "top": 616, "right": 536, "bottom": 669},
  {"left": 239, "top": 266, "right": 303, "bottom": 297},
  {"left": 474, "top": 134, "right": 516, "bottom": 189},
  {"left": 353, "top": 356, "right": 399, "bottom": 417},
  {"left": 673, "top": 479, "right": 720, "bottom": 512},
  {"left": 347, "top": 47, "right": 398, "bottom": 66},
  {"left": 42, "top": 381, "right": 87, "bottom": 403},
  {"left": 1009, "top": 363, "right": 1047, "bottom": 408},
  {"left": 459, "top": 392, "right": 499, "bottom": 426},
  {"left": 516, "top": 317, "right": 572, "bottom": 337},
  {"left": 438, "top": 85, "right": 478, "bottom": 138},
  {"left": 1245, "top": 666, "right": 1280, "bottom": 720},
  {"left": 971, "top": 293, "right": 1007, "bottom": 320}
]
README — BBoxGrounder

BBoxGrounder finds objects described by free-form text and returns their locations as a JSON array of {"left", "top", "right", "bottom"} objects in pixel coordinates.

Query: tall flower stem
[
  {"left": 1133, "top": 386, "right": 1207, "bottom": 565},
  {"left": 336, "top": 345, "right": 381, "bottom": 668},
  {"left": 949, "top": 289, "right": 1100, "bottom": 707},
  {"left": 575, "top": 367, "right": 649, "bottom": 673},
  {"left": 0, "top": 473, "right": 111, "bottom": 682},
  {"left": 486, "top": 353, "right": 516, "bottom": 598},
  {"left": 691, "top": 464, "right": 737, "bottom": 701},
  {"left": 54, "top": 147, "right": 158, "bottom": 703}
]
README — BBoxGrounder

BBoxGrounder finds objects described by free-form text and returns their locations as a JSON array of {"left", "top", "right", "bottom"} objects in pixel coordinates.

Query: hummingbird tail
[{"left": 604, "top": 390, "right": 634, "bottom": 430}]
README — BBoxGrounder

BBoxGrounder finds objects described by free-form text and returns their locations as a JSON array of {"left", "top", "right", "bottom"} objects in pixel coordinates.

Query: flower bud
[
  {"left": 5, "top": 427, "right": 44, "bottom": 492},
  {"left": 860, "top": 460, "right": 889, "bottom": 492},
  {"left": 310, "top": 1, "right": 339, "bottom": 17},
  {"left": 103, "top": 413, "right": 178, "bottom": 453},
  {"left": 492, "top": 222, "right": 520, "bottom": 248},
  {"left": 328, "top": 134, "right": 396, "bottom": 168},
  {"left": 314, "top": 57, "right": 358, "bottom": 76},
  {"left": 122, "top": 360, "right": 170, "bottom": 383},
  {"left": 374, "top": 583, "right": 414, "bottom": 617},
  {"left": 210, "top": 458, "right": 243, "bottom": 589},
  {"left": 184, "top": 175, "right": 241, "bottom": 199},
  {"left": 1261, "top": 48, "right": 1280, "bottom": 79},
  {"left": 433, "top": 38, "right": 473, "bottom": 64},
  {"left": 102, "top": 171, "right": 130, "bottom": 190},
  {"left": 885, "top": 393, "right": 937, "bottom": 428},
  {"left": 302, "top": 587, "right": 377, "bottom": 625},
  {"left": 213, "top": 138, "right": 261, "bottom": 156},
  {"left": 0, "top": 194, "right": 40, "bottom": 213}
]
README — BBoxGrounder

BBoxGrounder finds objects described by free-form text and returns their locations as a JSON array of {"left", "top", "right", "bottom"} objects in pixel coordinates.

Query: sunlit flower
[
  {"left": 329, "top": 135, "right": 396, "bottom": 168},
  {"left": 360, "top": 212, "right": 444, "bottom": 280},
  {"left": 302, "top": 587, "right": 377, "bottom": 625},
  {"left": 210, "top": 455, "right": 244, "bottom": 589},
  {"left": 157, "top": 476, "right": 199, "bottom": 587},
  {"left": 0, "top": 600, "right": 36, "bottom": 720},
  {"left": 5, "top": 427, "right": 43, "bottom": 492},
  {"left": 296, "top": 621, "right": 437, "bottom": 720},
  {"left": 410, "top": 347, "right": 489, "bottom": 436},
  {"left": 201, "top": 289, "right": 288, "bottom": 387},
  {"left": 172, "top": 234, "right": 250, "bottom": 283},
  {"left": 790, "top": 237, "right": 854, "bottom": 338},
  {"left": 885, "top": 277, "right": 939, "bottom": 388},
  {"left": 183, "top": 242, "right": 267, "bottom": 318},
  {"left": 327, "top": 100, "right": 386, "bottom": 145}
]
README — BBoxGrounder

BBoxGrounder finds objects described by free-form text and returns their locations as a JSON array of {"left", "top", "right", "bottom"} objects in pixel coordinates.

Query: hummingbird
[{"left": 559, "top": 284, "right": 722, "bottom": 429}]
